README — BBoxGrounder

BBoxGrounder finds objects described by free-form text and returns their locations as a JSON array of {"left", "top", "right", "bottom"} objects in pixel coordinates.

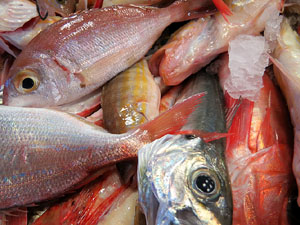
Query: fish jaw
[{"left": 138, "top": 135, "right": 232, "bottom": 225}]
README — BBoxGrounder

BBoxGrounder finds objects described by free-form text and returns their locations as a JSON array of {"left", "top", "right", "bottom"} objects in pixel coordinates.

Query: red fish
[{"left": 223, "top": 72, "right": 295, "bottom": 224}]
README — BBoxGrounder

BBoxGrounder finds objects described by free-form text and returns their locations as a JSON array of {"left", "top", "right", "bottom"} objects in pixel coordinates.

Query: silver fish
[
  {"left": 138, "top": 72, "right": 232, "bottom": 225},
  {"left": 0, "top": 93, "right": 203, "bottom": 209}
]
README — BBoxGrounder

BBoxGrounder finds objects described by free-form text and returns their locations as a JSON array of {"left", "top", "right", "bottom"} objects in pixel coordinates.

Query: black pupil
[
  {"left": 196, "top": 174, "right": 215, "bottom": 193},
  {"left": 22, "top": 78, "right": 34, "bottom": 89},
  {"left": 56, "top": 0, "right": 65, "bottom": 4}
]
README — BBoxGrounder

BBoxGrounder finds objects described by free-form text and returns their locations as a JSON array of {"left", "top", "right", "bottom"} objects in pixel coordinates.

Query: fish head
[
  {"left": 138, "top": 134, "right": 232, "bottom": 225},
  {"left": 3, "top": 51, "right": 70, "bottom": 107}
]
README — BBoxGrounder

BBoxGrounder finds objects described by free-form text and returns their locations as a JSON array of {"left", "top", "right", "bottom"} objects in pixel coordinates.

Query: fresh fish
[
  {"left": 0, "top": 93, "right": 203, "bottom": 209},
  {"left": 1, "top": 17, "right": 61, "bottom": 50},
  {"left": 3, "top": 0, "right": 215, "bottom": 108},
  {"left": 149, "top": 0, "right": 281, "bottom": 85},
  {"left": 221, "top": 70, "right": 294, "bottom": 224},
  {"left": 31, "top": 166, "right": 137, "bottom": 225},
  {"left": 35, "top": 0, "right": 77, "bottom": 19},
  {"left": 272, "top": 18, "right": 300, "bottom": 206},
  {"left": 101, "top": 59, "right": 160, "bottom": 134},
  {"left": 138, "top": 72, "right": 232, "bottom": 225},
  {"left": 0, "top": 0, "right": 38, "bottom": 32}
]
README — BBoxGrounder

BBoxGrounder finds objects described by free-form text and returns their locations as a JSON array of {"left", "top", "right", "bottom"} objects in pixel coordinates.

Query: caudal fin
[{"left": 138, "top": 93, "right": 205, "bottom": 141}]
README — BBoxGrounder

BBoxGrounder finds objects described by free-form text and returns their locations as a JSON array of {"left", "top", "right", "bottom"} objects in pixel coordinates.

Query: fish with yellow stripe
[{"left": 101, "top": 59, "right": 160, "bottom": 134}]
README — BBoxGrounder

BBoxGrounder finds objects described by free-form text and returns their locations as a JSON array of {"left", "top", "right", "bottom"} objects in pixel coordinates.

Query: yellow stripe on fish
[{"left": 102, "top": 59, "right": 161, "bottom": 134}]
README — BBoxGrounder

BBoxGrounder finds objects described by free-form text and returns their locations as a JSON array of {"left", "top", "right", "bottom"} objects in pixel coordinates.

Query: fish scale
[
  {"left": 4, "top": 0, "right": 214, "bottom": 107},
  {"left": 0, "top": 92, "right": 204, "bottom": 209},
  {"left": 102, "top": 59, "right": 160, "bottom": 133}
]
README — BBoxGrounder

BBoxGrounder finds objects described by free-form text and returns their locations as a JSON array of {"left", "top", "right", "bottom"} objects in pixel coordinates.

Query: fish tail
[
  {"left": 138, "top": 93, "right": 205, "bottom": 141},
  {"left": 168, "top": 0, "right": 216, "bottom": 22}
]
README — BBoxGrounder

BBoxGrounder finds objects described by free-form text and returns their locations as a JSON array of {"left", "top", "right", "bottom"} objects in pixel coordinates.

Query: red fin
[
  {"left": 170, "top": 130, "right": 231, "bottom": 142},
  {"left": 138, "top": 93, "right": 205, "bottom": 141},
  {"left": 225, "top": 96, "right": 242, "bottom": 130},
  {"left": 212, "top": 0, "right": 232, "bottom": 22},
  {"left": 80, "top": 184, "right": 128, "bottom": 225}
]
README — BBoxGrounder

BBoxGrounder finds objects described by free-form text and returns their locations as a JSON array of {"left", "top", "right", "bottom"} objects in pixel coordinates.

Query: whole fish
[
  {"left": 221, "top": 72, "right": 294, "bottom": 224},
  {"left": 3, "top": 0, "right": 216, "bottom": 108},
  {"left": 138, "top": 72, "right": 232, "bottom": 225},
  {"left": 273, "top": 18, "right": 300, "bottom": 206},
  {"left": 101, "top": 59, "right": 160, "bottom": 134},
  {"left": 0, "top": 93, "right": 203, "bottom": 209},
  {"left": 149, "top": 0, "right": 281, "bottom": 85}
]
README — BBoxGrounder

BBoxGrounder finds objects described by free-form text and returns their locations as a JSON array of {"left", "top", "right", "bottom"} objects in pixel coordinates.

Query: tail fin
[
  {"left": 168, "top": 0, "right": 217, "bottom": 22},
  {"left": 138, "top": 93, "right": 205, "bottom": 141}
]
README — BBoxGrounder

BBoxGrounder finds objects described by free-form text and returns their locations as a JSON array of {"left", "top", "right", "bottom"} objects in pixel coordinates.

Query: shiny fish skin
[
  {"left": 0, "top": 106, "right": 141, "bottom": 210},
  {"left": 102, "top": 59, "right": 160, "bottom": 133},
  {"left": 149, "top": 0, "right": 281, "bottom": 85},
  {"left": 138, "top": 72, "right": 232, "bottom": 225},
  {"left": 0, "top": 93, "right": 203, "bottom": 209},
  {"left": 4, "top": 0, "right": 212, "bottom": 108}
]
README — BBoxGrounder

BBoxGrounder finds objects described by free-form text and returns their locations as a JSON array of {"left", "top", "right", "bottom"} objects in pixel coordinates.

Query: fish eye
[
  {"left": 189, "top": 168, "right": 221, "bottom": 200},
  {"left": 14, "top": 70, "right": 40, "bottom": 94}
]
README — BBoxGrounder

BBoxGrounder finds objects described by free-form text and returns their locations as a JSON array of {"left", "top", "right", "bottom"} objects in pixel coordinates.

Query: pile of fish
[{"left": 0, "top": 0, "right": 300, "bottom": 224}]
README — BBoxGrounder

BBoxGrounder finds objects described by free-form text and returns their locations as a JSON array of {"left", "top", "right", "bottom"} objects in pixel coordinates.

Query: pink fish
[{"left": 4, "top": 0, "right": 214, "bottom": 108}]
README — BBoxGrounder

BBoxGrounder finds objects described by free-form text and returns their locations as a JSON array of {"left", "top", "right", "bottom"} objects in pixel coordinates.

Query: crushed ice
[{"left": 225, "top": 35, "right": 269, "bottom": 101}]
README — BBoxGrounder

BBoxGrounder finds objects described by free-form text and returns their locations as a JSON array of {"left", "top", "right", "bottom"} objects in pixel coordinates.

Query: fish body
[
  {"left": 0, "top": 93, "right": 203, "bottom": 209},
  {"left": 138, "top": 72, "right": 232, "bottom": 225},
  {"left": 4, "top": 0, "right": 213, "bottom": 107},
  {"left": 273, "top": 18, "right": 300, "bottom": 206},
  {"left": 102, "top": 59, "right": 160, "bottom": 133},
  {"left": 149, "top": 0, "right": 281, "bottom": 85},
  {"left": 223, "top": 74, "right": 294, "bottom": 224}
]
